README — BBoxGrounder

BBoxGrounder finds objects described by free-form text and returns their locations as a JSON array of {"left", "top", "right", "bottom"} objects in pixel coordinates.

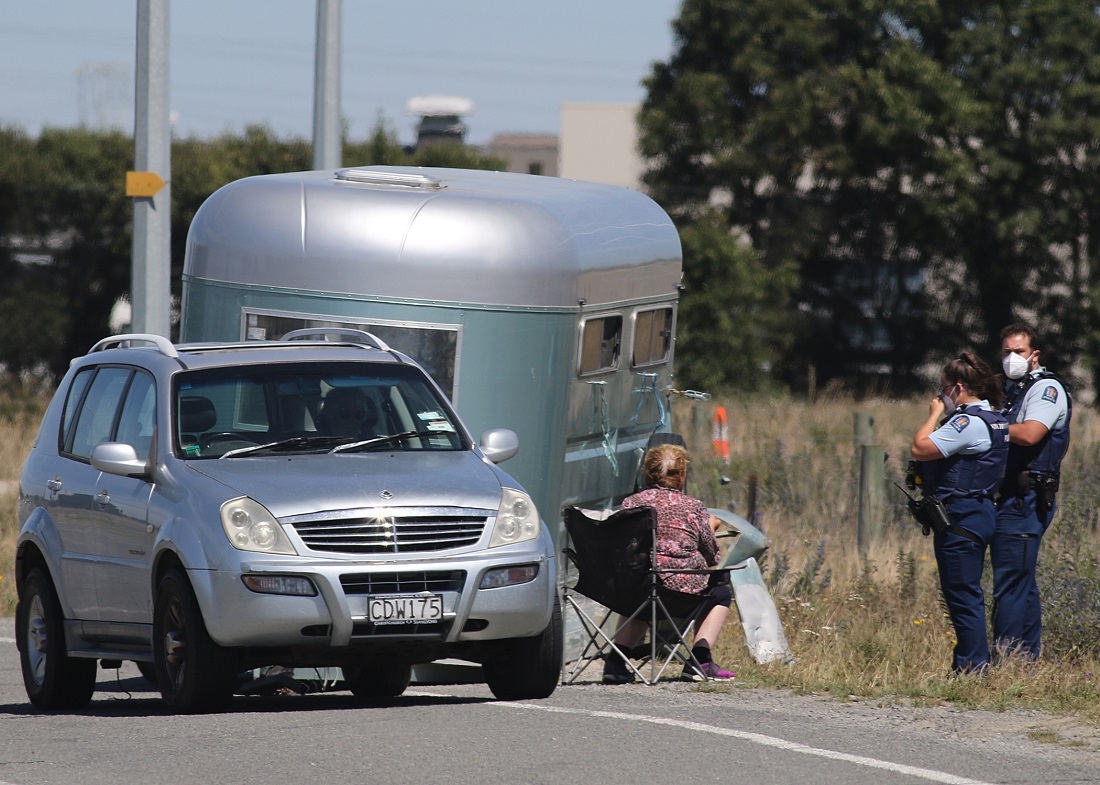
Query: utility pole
[
  {"left": 312, "top": 0, "right": 342, "bottom": 170},
  {"left": 128, "top": 0, "right": 171, "bottom": 337}
]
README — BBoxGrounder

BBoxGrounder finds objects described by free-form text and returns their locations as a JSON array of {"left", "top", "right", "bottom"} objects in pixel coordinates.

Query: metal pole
[
  {"left": 312, "top": 0, "right": 342, "bottom": 171},
  {"left": 131, "top": 0, "right": 171, "bottom": 337}
]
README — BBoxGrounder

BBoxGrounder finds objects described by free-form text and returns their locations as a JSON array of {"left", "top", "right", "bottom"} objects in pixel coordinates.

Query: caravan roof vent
[{"left": 334, "top": 168, "right": 444, "bottom": 190}]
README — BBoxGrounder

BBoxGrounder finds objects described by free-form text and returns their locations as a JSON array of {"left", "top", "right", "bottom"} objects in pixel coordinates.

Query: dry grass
[
  {"left": 669, "top": 390, "right": 1100, "bottom": 725},
  {"left": 4, "top": 381, "right": 1099, "bottom": 724},
  {"left": 0, "top": 380, "right": 51, "bottom": 616}
]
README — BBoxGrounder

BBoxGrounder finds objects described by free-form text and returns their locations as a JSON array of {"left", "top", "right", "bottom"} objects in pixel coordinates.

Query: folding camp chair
[{"left": 561, "top": 505, "right": 735, "bottom": 685}]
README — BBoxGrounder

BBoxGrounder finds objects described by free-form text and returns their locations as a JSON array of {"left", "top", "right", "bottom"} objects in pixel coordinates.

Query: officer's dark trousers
[
  {"left": 992, "top": 490, "right": 1053, "bottom": 660},
  {"left": 933, "top": 497, "right": 996, "bottom": 674}
]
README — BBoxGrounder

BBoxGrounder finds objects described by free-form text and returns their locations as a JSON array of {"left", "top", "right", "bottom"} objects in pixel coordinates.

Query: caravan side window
[
  {"left": 241, "top": 311, "right": 460, "bottom": 402},
  {"left": 632, "top": 307, "right": 673, "bottom": 367},
  {"left": 579, "top": 315, "right": 622, "bottom": 375}
]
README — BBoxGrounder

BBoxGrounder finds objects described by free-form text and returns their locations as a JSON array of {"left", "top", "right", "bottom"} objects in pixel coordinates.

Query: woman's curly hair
[{"left": 643, "top": 443, "right": 688, "bottom": 490}]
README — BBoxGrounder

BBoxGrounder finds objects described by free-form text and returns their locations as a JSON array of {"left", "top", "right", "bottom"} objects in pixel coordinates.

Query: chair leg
[
  {"left": 562, "top": 595, "right": 653, "bottom": 684},
  {"left": 561, "top": 588, "right": 715, "bottom": 685},
  {"left": 649, "top": 596, "right": 710, "bottom": 682},
  {"left": 562, "top": 596, "right": 618, "bottom": 684}
]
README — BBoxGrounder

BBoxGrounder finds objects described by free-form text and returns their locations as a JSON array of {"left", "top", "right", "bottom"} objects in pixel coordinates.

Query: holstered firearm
[
  {"left": 1032, "top": 472, "right": 1060, "bottom": 515},
  {"left": 1008, "top": 470, "right": 1059, "bottom": 514},
  {"left": 894, "top": 482, "right": 951, "bottom": 536}
]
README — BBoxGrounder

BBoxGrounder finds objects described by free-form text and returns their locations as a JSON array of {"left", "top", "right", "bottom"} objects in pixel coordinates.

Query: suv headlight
[
  {"left": 220, "top": 497, "right": 296, "bottom": 555},
  {"left": 488, "top": 487, "right": 540, "bottom": 548}
]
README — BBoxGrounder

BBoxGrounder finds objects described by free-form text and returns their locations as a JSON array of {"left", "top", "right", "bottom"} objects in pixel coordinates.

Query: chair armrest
[{"left": 653, "top": 565, "right": 746, "bottom": 575}]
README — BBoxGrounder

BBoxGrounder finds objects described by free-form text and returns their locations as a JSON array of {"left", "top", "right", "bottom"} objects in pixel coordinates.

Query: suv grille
[
  {"left": 340, "top": 570, "right": 466, "bottom": 595},
  {"left": 289, "top": 510, "right": 489, "bottom": 554}
]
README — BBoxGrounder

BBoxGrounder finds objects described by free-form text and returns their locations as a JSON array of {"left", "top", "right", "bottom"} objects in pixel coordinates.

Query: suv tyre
[
  {"left": 153, "top": 569, "right": 236, "bottom": 713},
  {"left": 483, "top": 595, "right": 562, "bottom": 700},
  {"left": 16, "top": 565, "right": 97, "bottom": 710}
]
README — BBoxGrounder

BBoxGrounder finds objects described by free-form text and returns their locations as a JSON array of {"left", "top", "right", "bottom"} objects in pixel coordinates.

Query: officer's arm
[
  {"left": 911, "top": 435, "right": 946, "bottom": 461},
  {"left": 911, "top": 406, "right": 946, "bottom": 461},
  {"left": 1009, "top": 419, "right": 1049, "bottom": 447}
]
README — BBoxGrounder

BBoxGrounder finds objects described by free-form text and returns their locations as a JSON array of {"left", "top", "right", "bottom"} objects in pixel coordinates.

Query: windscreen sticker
[
  {"left": 417, "top": 411, "right": 444, "bottom": 421},
  {"left": 427, "top": 421, "right": 455, "bottom": 433}
]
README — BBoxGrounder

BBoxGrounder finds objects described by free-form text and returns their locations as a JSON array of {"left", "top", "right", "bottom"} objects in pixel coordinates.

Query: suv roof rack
[
  {"left": 279, "top": 328, "right": 392, "bottom": 352},
  {"left": 87, "top": 333, "right": 179, "bottom": 359}
]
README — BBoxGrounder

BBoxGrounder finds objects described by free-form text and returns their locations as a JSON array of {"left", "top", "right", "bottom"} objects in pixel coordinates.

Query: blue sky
[{"left": 1, "top": 1, "right": 683, "bottom": 145}]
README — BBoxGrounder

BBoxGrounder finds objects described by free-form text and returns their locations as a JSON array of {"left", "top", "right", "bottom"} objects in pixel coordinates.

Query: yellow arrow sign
[{"left": 126, "top": 171, "right": 167, "bottom": 197}]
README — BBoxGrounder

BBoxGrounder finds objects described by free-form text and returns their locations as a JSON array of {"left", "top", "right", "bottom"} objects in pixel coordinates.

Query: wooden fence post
[
  {"left": 854, "top": 411, "right": 882, "bottom": 549},
  {"left": 691, "top": 405, "right": 706, "bottom": 455},
  {"left": 857, "top": 444, "right": 885, "bottom": 550},
  {"left": 853, "top": 411, "right": 875, "bottom": 447}
]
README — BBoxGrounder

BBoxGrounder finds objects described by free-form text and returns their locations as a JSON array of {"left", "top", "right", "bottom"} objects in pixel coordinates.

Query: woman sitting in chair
[{"left": 603, "top": 443, "right": 736, "bottom": 683}]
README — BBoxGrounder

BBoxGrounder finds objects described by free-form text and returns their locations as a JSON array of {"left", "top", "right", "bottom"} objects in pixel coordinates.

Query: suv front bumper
[{"left": 191, "top": 541, "right": 556, "bottom": 649}]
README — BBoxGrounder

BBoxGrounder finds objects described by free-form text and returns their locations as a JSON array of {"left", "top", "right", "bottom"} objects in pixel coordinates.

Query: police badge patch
[
  {"left": 950, "top": 415, "right": 970, "bottom": 432},
  {"left": 1042, "top": 386, "right": 1059, "bottom": 403}
]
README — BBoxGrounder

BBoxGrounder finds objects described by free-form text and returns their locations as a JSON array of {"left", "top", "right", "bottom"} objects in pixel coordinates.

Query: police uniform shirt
[
  {"left": 1015, "top": 367, "right": 1068, "bottom": 433},
  {"left": 928, "top": 400, "right": 995, "bottom": 458}
]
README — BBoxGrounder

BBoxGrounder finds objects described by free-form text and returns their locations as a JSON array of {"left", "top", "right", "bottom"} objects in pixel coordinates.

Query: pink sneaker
[{"left": 684, "top": 660, "right": 735, "bottom": 681}]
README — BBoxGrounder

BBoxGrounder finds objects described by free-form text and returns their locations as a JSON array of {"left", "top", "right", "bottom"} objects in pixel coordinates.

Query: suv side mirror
[
  {"left": 90, "top": 442, "right": 151, "bottom": 479},
  {"left": 480, "top": 429, "right": 519, "bottom": 464}
]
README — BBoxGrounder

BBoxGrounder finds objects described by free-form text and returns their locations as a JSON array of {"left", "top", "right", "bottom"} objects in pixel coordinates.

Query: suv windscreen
[{"left": 174, "top": 361, "right": 467, "bottom": 459}]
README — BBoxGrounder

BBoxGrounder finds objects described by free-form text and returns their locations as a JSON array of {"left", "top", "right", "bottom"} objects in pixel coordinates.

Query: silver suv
[{"left": 15, "top": 331, "right": 560, "bottom": 712}]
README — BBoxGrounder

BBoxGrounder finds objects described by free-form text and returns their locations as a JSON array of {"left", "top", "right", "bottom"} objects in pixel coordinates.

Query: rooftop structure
[{"left": 405, "top": 95, "right": 474, "bottom": 148}]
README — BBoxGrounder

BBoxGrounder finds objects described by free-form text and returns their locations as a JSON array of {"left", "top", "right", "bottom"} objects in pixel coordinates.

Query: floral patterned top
[{"left": 621, "top": 486, "right": 718, "bottom": 594}]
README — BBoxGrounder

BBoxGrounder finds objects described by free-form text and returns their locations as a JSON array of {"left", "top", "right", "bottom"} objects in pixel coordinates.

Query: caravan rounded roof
[{"left": 184, "top": 166, "right": 682, "bottom": 309}]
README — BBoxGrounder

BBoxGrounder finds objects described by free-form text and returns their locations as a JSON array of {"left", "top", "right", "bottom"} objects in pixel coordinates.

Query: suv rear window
[{"left": 68, "top": 367, "right": 131, "bottom": 459}]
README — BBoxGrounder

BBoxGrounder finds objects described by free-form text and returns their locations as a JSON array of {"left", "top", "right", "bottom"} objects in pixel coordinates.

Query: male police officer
[{"left": 993, "top": 323, "right": 1071, "bottom": 660}]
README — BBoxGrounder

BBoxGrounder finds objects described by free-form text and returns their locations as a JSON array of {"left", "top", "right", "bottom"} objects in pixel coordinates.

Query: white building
[
  {"left": 484, "top": 103, "right": 644, "bottom": 191},
  {"left": 559, "top": 103, "right": 643, "bottom": 190}
]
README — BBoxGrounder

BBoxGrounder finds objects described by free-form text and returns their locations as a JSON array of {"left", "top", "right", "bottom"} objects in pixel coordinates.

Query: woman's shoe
[
  {"left": 682, "top": 660, "right": 735, "bottom": 681},
  {"left": 601, "top": 654, "right": 637, "bottom": 684}
]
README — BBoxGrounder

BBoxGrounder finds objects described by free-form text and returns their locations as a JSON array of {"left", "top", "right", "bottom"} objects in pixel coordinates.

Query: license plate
[{"left": 367, "top": 593, "right": 443, "bottom": 625}]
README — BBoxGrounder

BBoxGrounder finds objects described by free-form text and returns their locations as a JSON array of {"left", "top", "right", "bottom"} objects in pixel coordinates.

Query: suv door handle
[
  {"left": 46, "top": 478, "right": 62, "bottom": 492},
  {"left": 95, "top": 490, "right": 111, "bottom": 507}
]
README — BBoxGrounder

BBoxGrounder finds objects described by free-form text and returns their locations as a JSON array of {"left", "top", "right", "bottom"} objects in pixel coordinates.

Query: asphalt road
[{"left": 1, "top": 629, "right": 1098, "bottom": 785}]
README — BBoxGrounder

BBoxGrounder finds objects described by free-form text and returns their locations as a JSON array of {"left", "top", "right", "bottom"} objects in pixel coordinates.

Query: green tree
[
  {"left": 0, "top": 128, "right": 68, "bottom": 375},
  {"left": 343, "top": 115, "right": 409, "bottom": 166},
  {"left": 10, "top": 127, "right": 133, "bottom": 373},
  {"left": 641, "top": 0, "right": 1100, "bottom": 391},
  {"left": 675, "top": 208, "right": 797, "bottom": 391},
  {"left": 0, "top": 121, "right": 505, "bottom": 377},
  {"left": 922, "top": 2, "right": 1100, "bottom": 381}
]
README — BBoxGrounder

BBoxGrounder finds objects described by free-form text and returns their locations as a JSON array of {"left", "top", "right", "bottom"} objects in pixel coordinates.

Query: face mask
[
  {"left": 1002, "top": 352, "right": 1030, "bottom": 380},
  {"left": 940, "top": 386, "right": 957, "bottom": 417}
]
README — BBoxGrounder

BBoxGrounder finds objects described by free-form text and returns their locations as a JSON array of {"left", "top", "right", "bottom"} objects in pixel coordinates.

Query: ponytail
[{"left": 944, "top": 351, "right": 1003, "bottom": 409}]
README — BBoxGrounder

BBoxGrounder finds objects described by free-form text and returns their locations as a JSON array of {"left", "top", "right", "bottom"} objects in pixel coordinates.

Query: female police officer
[{"left": 910, "top": 353, "right": 1009, "bottom": 674}]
